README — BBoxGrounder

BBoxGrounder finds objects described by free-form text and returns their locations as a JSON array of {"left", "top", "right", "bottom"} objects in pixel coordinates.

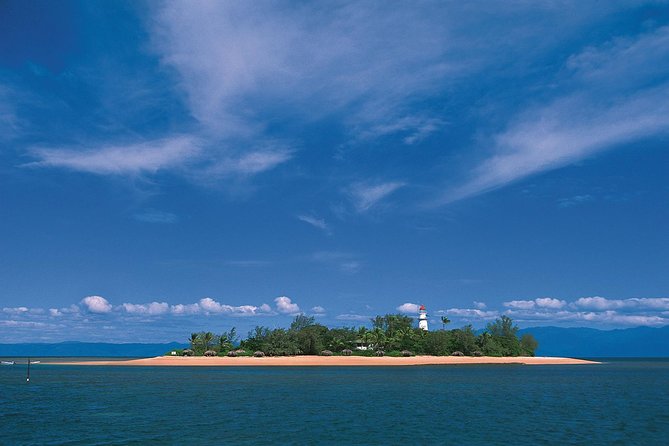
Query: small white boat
[
  {"left": 31, "top": 361, "right": 41, "bottom": 364},
  {"left": 1, "top": 361, "right": 15, "bottom": 365}
]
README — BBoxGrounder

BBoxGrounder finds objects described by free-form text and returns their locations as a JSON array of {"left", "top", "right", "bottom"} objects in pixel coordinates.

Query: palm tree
[
  {"left": 441, "top": 316, "right": 451, "bottom": 330},
  {"left": 202, "top": 332, "right": 214, "bottom": 351},
  {"left": 189, "top": 333, "right": 199, "bottom": 350},
  {"left": 369, "top": 328, "right": 386, "bottom": 350}
]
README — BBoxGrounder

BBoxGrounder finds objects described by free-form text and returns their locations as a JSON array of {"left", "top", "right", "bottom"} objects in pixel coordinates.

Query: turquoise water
[{"left": 1, "top": 359, "right": 668, "bottom": 445}]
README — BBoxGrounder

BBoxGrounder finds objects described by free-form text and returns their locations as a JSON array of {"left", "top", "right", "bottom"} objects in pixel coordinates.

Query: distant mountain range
[
  {"left": 1, "top": 325, "right": 668, "bottom": 357},
  {"left": 520, "top": 325, "right": 669, "bottom": 357},
  {"left": 0, "top": 341, "right": 187, "bottom": 357}
]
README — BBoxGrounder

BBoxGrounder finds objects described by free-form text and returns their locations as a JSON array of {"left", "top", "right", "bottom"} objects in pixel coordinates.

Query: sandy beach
[{"left": 55, "top": 355, "right": 599, "bottom": 366}]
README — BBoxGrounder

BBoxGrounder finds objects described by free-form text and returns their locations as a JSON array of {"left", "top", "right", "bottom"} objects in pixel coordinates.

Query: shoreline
[{"left": 53, "top": 355, "right": 600, "bottom": 366}]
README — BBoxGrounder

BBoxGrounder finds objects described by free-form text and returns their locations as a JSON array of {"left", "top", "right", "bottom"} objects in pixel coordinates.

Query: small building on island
[{"left": 419, "top": 305, "right": 429, "bottom": 331}]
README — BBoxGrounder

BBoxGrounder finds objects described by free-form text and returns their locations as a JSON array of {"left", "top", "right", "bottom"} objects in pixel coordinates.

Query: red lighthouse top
[{"left": 419, "top": 304, "right": 426, "bottom": 311}]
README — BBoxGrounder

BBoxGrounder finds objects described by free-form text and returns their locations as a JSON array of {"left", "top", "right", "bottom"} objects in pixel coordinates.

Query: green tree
[
  {"left": 202, "top": 332, "right": 214, "bottom": 351},
  {"left": 423, "top": 330, "right": 451, "bottom": 355},
  {"left": 449, "top": 325, "right": 477, "bottom": 355},
  {"left": 290, "top": 314, "right": 316, "bottom": 331},
  {"left": 440, "top": 316, "right": 451, "bottom": 330},
  {"left": 219, "top": 327, "right": 238, "bottom": 352},
  {"left": 486, "top": 316, "right": 522, "bottom": 356},
  {"left": 189, "top": 333, "right": 199, "bottom": 350},
  {"left": 520, "top": 333, "right": 538, "bottom": 356}
]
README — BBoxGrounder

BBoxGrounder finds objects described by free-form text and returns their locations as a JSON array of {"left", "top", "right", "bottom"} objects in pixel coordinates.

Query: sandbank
[{"left": 54, "top": 355, "right": 599, "bottom": 366}]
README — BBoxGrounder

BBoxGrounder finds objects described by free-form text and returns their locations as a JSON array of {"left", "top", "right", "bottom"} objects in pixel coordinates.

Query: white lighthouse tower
[{"left": 418, "top": 304, "right": 429, "bottom": 331}]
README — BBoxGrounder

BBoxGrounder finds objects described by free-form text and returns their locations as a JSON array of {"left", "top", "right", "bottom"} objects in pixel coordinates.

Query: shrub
[{"left": 320, "top": 350, "right": 333, "bottom": 356}]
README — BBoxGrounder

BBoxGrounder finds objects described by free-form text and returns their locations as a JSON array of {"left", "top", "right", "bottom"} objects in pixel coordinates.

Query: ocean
[{"left": 1, "top": 359, "right": 668, "bottom": 445}]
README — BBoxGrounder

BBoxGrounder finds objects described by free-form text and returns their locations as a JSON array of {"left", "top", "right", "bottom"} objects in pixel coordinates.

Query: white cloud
[
  {"left": 297, "top": 215, "right": 330, "bottom": 234},
  {"left": 442, "top": 308, "right": 500, "bottom": 319},
  {"left": 397, "top": 303, "right": 420, "bottom": 314},
  {"left": 274, "top": 296, "right": 300, "bottom": 314},
  {"left": 573, "top": 296, "right": 669, "bottom": 311},
  {"left": 442, "top": 26, "right": 669, "bottom": 204},
  {"left": 504, "top": 300, "right": 536, "bottom": 310},
  {"left": 170, "top": 303, "right": 200, "bottom": 315},
  {"left": 197, "top": 297, "right": 262, "bottom": 316},
  {"left": 28, "top": 136, "right": 200, "bottom": 175},
  {"left": 535, "top": 298, "right": 567, "bottom": 309},
  {"left": 311, "top": 306, "right": 326, "bottom": 314},
  {"left": 473, "top": 301, "right": 487, "bottom": 309},
  {"left": 122, "top": 302, "right": 170, "bottom": 316},
  {"left": 2, "top": 307, "right": 29, "bottom": 314},
  {"left": 349, "top": 181, "right": 405, "bottom": 212},
  {"left": 49, "top": 308, "right": 62, "bottom": 317},
  {"left": 81, "top": 296, "right": 112, "bottom": 314},
  {"left": 149, "top": 2, "right": 459, "bottom": 138}
]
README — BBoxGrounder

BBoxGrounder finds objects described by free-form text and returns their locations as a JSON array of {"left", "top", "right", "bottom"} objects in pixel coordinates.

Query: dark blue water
[{"left": 1, "top": 360, "right": 668, "bottom": 445}]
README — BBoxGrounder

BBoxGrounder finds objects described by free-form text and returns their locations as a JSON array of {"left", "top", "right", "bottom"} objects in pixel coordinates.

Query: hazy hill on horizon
[
  {"left": 1, "top": 325, "right": 668, "bottom": 357},
  {"left": 519, "top": 325, "right": 669, "bottom": 357}
]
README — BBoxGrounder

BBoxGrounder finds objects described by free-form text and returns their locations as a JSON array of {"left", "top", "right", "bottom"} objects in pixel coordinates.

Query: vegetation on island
[{"left": 175, "top": 313, "right": 538, "bottom": 357}]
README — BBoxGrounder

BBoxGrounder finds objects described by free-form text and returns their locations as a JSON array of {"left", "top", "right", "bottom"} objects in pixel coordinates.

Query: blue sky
[{"left": 1, "top": 1, "right": 669, "bottom": 342}]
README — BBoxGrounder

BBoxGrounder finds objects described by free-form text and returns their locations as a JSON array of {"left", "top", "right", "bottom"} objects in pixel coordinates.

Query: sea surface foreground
[{"left": 1, "top": 358, "right": 668, "bottom": 445}]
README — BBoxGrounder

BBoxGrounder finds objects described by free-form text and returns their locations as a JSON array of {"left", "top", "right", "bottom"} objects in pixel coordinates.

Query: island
[{"left": 56, "top": 313, "right": 599, "bottom": 366}]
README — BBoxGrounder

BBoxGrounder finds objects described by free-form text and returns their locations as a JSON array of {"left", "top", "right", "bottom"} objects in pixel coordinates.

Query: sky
[{"left": 1, "top": 1, "right": 669, "bottom": 343}]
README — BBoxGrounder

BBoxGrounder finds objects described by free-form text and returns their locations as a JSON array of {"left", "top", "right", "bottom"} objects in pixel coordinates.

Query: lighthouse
[{"left": 418, "top": 305, "right": 429, "bottom": 331}]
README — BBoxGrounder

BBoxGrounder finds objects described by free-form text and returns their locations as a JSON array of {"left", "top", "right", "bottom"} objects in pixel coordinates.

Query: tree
[
  {"left": 290, "top": 314, "right": 316, "bottom": 331},
  {"left": 219, "top": 327, "right": 238, "bottom": 352},
  {"left": 189, "top": 333, "right": 199, "bottom": 350},
  {"left": 520, "top": 333, "right": 538, "bottom": 356},
  {"left": 449, "top": 325, "right": 477, "bottom": 355},
  {"left": 486, "top": 316, "right": 522, "bottom": 356},
  {"left": 440, "top": 316, "right": 451, "bottom": 330},
  {"left": 297, "top": 325, "right": 328, "bottom": 355},
  {"left": 202, "top": 332, "right": 214, "bottom": 351},
  {"left": 423, "top": 330, "right": 451, "bottom": 355}
]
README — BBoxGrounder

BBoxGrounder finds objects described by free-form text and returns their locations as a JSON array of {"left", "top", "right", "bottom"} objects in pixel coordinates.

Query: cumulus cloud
[
  {"left": 122, "top": 302, "right": 170, "bottom": 316},
  {"left": 197, "top": 297, "right": 265, "bottom": 316},
  {"left": 397, "top": 303, "right": 421, "bottom": 314},
  {"left": 311, "top": 306, "right": 326, "bottom": 314},
  {"left": 573, "top": 297, "right": 669, "bottom": 311},
  {"left": 441, "top": 308, "right": 500, "bottom": 319},
  {"left": 274, "top": 296, "right": 300, "bottom": 315},
  {"left": 504, "top": 300, "right": 536, "bottom": 310},
  {"left": 2, "top": 306, "right": 29, "bottom": 314},
  {"left": 81, "top": 296, "right": 112, "bottom": 314},
  {"left": 503, "top": 298, "right": 566, "bottom": 310},
  {"left": 170, "top": 303, "right": 200, "bottom": 315},
  {"left": 535, "top": 298, "right": 567, "bottom": 309}
]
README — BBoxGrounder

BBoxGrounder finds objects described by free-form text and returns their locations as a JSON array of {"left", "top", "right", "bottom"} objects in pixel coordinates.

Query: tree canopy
[{"left": 181, "top": 314, "right": 538, "bottom": 357}]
